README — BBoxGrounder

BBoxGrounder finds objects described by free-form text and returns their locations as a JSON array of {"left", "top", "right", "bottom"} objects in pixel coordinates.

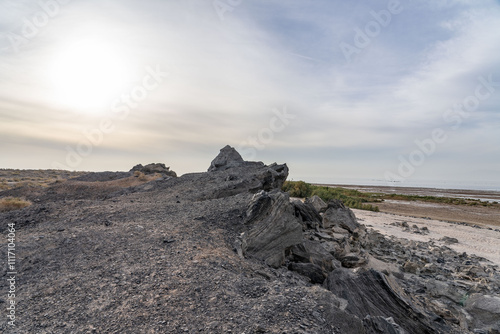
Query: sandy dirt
[
  {"left": 375, "top": 200, "right": 500, "bottom": 227},
  {"left": 324, "top": 184, "right": 500, "bottom": 227},
  {"left": 353, "top": 209, "right": 500, "bottom": 267}
]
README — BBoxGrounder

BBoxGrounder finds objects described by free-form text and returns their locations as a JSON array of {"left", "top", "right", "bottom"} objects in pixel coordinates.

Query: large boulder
[
  {"left": 305, "top": 195, "right": 328, "bottom": 213},
  {"left": 241, "top": 191, "right": 303, "bottom": 268},
  {"left": 322, "top": 199, "right": 360, "bottom": 232}
]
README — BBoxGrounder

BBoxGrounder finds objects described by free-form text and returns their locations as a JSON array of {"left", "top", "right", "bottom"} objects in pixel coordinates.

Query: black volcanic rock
[{"left": 322, "top": 199, "right": 360, "bottom": 232}]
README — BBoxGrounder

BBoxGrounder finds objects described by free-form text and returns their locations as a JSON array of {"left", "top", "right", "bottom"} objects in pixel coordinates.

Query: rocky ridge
[{"left": 1, "top": 146, "right": 499, "bottom": 333}]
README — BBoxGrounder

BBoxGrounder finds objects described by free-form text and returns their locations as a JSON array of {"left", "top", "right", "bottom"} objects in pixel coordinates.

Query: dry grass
[
  {"left": 48, "top": 174, "right": 165, "bottom": 200},
  {"left": 0, "top": 197, "right": 32, "bottom": 212},
  {"left": 0, "top": 169, "right": 89, "bottom": 190},
  {"left": 133, "top": 171, "right": 162, "bottom": 182},
  {"left": 0, "top": 180, "right": 9, "bottom": 191},
  {"left": 134, "top": 171, "right": 148, "bottom": 181}
]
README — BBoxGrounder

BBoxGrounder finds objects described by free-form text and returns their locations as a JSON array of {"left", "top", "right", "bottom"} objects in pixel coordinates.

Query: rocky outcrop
[
  {"left": 322, "top": 199, "right": 360, "bottom": 232},
  {"left": 130, "top": 163, "right": 177, "bottom": 177},
  {"left": 241, "top": 191, "right": 303, "bottom": 268}
]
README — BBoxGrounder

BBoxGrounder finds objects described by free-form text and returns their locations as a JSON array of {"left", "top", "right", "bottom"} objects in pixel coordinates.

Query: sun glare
[{"left": 49, "top": 39, "right": 129, "bottom": 113}]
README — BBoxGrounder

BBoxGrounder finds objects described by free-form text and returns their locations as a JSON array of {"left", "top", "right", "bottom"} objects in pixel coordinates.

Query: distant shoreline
[
  {"left": 315, "top": 183, "right": 500, "bottom": 227},
  {"left": 307, "top": 178, "right": 500, "bottom": 192},
  {"left": 313, "top": 183, "right": 500, "bottom": 203}
]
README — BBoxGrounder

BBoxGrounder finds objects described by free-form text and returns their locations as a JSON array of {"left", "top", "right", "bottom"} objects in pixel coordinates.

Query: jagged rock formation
[{"left": 1, "top": 145, "right": 498, "bottom": 334}]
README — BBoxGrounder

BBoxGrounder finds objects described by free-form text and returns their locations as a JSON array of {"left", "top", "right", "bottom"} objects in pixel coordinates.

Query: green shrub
[
  {"left": 282, "top": 181, "right": 312, "bottom": 198},
  {"left": 282, "top": 181, "right": 380, "bottom": 212}
]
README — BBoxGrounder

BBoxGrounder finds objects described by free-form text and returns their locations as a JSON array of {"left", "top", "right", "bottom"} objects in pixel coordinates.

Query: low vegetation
[
  {"left": 0, "top": 197, "right": 32, "bottom": 212},
  {"left": 282, "top": 181, "right": 499, "bottom": 211},
  {"left": 282, "top": 181, "right": 380, "bottom": 212},
  {"left": 384, "top": 193, "right": 498, "bottom": 207}
]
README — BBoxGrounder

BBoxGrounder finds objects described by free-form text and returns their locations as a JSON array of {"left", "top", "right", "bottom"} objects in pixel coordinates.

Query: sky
[{"left": 1, "top": 0, "right": 499, "bottom": 187}]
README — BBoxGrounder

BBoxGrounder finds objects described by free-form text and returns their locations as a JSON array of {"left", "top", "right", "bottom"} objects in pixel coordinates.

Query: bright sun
[{"left": 49, "top": 39, "right": 129, "bottom": 113}]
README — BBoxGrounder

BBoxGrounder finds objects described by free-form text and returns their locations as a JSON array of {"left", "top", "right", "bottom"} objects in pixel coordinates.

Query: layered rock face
[
  {"left": 1, "top": 145, "right": 498, "bottom": 334},
  {"left": 241, "top": 191, "right": 303, "bottom": 268}
]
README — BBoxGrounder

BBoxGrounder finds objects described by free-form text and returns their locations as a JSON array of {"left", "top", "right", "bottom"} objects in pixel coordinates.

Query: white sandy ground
[{"left": 352, "top": 209, "right": 500, "bottom": 267}]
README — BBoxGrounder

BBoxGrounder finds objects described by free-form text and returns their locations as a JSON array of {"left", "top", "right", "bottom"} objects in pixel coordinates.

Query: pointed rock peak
[{"left": 208, "top": 145, "right": 244, "bottom": 172}]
